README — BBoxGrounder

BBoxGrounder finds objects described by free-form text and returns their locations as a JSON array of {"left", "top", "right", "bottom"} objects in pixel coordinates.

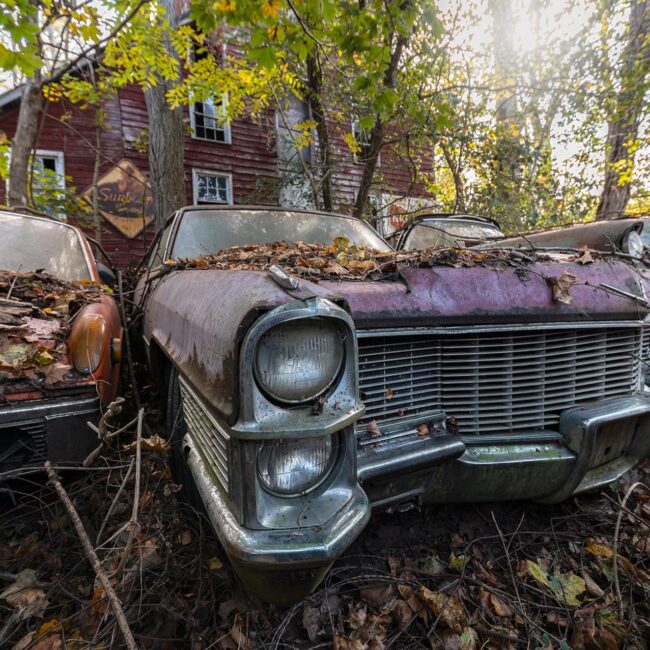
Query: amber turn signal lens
[
  {"left": 70, "top": 314, "right": 107, "bottom": 374},
  {"left": 111, "top": 337, "right": 122, "bottom": 364}
]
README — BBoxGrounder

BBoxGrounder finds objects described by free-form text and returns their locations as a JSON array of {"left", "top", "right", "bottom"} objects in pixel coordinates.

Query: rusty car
[
  {"left": 137, "top": 205, "right": 650, "bottom": 603},
  {"left": 392, "top": 213, "right": 505, "bottom": 250},
  {"left": 0, "top": 211, "right": 122, "bottom": 473},
  {"left": 489, "top": 216, "right": 650, "bottom": 260}
]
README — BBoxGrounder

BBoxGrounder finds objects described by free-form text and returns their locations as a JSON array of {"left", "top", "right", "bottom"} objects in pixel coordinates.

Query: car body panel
[
  {"left": 137, "top": 206, "right": 650, "bottom": 602},
  {"left": 0, "top": 211, "right": 122, "bottom": 471}
]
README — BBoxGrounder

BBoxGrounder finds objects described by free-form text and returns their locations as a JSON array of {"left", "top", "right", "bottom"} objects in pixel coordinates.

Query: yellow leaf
[
  {"left": 418, "top": 586, "right": 465, "bottom": 632},
  {"left": 585, "top": 542, "right": 614, "bottom": 558},
  {"left": 209, "top": 556, "right": 223, "bottom": 570},
  {"left": 526, "top": 559, "right": 586, "bottom": 606}
]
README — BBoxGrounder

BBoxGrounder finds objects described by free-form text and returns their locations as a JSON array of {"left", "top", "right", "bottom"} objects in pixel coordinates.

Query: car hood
[
  {"left": 319, "top": 259, "right": 650, "bottom": 328},
  {"left": 143, "top": 259, "right": 649, "bottom": 425}
]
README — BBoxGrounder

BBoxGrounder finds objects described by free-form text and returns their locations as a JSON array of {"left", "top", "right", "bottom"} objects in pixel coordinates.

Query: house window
[
  {"left": 351, "top": 116, "right": 377, "bottom": 165},
  {"left": 190, "top": 96, "right": 231, "bottom": 143},
  {"left": 192, "top": 169, "right": 233, "bottom": 204},
  {"left": 33, "top": 150, "right": 65, "bottom": 190}
]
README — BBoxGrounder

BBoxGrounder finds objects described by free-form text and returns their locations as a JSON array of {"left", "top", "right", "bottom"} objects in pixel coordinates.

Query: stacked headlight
[
  {"left": 254, "top": 317, "right": 344, "bottom": 403},
  {"left": 257, "top": 435, "right": 337, "bottom": 496}
]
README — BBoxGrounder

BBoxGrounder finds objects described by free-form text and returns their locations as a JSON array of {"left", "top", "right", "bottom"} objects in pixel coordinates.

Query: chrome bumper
[
  {"left": 359, "top": 395, "right": 650, "bottom": 509},
  {"left": 185, "top": 435, "right": 370, "bottom": 568},
  {"left": 0, "top": 395, "right": 100, "bottom": 473}
]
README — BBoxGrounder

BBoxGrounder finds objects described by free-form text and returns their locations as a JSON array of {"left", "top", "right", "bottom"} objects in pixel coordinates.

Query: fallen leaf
[
  {"left": 392, "top": 600, "right": 414, "bottom": 629},
  {"left": 418, "top": 586, "right": 465, "bottom": 633},
  {"left": 123, "top": 434, "right": 170, "bottom": 454},
  {"left": 385, "top": 386, "right": 395, "bottom": 400},
  {"left": 576, "top": 248, "right": 594, "bottom": 265},
  {"left": 365, "top": 420, "right": 382, "bottom": 437},
  {"left": 360, "top": 583, "right": 395, "bottom": 607},
  {"left": 180, "top": 530, "right": 192, "bottom": 545},
  {"left": 585, "top": 541, "right": 614, "bottom": 558},
  {"left": 303, "top": 603, "right": 322, "bottom": 643},
  {"left": 526, "top": 559, "right": 586, "bottom": 606},
  {"left": 549, "top": 271, "right": 578, "bottom": 305},
  {"left": 208, "top": 556, "right": 223, "bottom": 570}
]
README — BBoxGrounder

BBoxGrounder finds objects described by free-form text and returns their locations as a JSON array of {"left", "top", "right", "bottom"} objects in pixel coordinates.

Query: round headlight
[
  {"left": 254, "top": 317, "right": 344, "bottom": 403},
  {"left": 257, "top": 435, "right": 337, "bottom": 496},
  {"left": 622, "top": 229, "right": 644, "bottom": 258}
]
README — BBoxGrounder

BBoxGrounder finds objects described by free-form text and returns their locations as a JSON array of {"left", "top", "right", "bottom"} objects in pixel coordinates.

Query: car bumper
[
  {"left": 184, "top": 434, "right": 370, "bottom": 602},
  {"left": 360, "top": 395, "right": 650, "bottom": 509},
  {"left": 0, "top": 395, "right": 100, "bottom": 473}
]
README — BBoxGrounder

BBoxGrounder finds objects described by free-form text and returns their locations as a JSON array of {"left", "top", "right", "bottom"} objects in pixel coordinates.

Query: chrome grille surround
[
  {"left": 180, "top": 378, "right": 229, "bottom": 491},
  {"left": 357, "top": 322, "right": 644, "bottom": 438}
]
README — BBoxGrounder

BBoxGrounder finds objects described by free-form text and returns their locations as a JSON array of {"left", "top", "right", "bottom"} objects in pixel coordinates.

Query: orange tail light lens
[{"left": 70, "top": 314, "right": 107, "bottom": 374}]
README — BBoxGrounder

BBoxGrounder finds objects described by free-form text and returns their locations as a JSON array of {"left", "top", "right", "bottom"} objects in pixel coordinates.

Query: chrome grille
[
  {"left": 180, "top": 379, "right": 229, "bottom": 491},
  {"left": 357, "top": 324, "right": 644, "bottom": 437}
]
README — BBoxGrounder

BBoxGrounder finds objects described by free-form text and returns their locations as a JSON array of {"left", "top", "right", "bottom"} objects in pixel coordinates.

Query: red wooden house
[{"left": 0, "top": 57, "right": 436, "bottom": 268}]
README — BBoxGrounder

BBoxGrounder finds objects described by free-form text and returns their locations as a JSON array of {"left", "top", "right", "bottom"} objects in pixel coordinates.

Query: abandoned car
[
  {"left": 137, "top": 205, "right": 650, "bottom": 602},
  {"left": 392, "top": 213, "right": 505, "bottom": 250},
  {"left": 491, "top": 216, "right": 650, "bottom": 260},
  {"left": 0, "top": 211, "right": 122, "bottom": 472}
]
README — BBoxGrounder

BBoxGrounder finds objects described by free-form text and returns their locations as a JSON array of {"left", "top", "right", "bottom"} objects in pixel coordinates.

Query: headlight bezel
[
  {"left": 253, "top": 316, "right": 346, "bottom": 405},
  {"left": 235, "top": 297, "right": 365, "bottom": 441}
]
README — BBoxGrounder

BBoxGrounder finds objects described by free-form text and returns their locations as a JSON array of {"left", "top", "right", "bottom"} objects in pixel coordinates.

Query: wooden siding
[
  {"left": 0, "top": 85, "right": 279, "bottom": 268},
  {"left": 0, "top": 81, "right": 434, "bottom": 267}
]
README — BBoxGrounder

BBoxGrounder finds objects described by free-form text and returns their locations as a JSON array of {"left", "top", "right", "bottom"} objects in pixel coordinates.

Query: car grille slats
[
  {"left": 179, "top": 379, "right": 229, "bottom": 492},
  {"left": 357, "top": 325, "right": 643, "bottom": 437}
]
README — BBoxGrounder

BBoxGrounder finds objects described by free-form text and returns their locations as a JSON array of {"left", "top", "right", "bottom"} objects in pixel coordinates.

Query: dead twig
[
  {"left": 613, "top": 481, "right": 649, "bottom": 617},
  {"left": 83, "top": 397, "right": 126, "bottom": 467},
  {"left": 114, "top": 408, "right": 144, "bottom": 576},
  {"left": 44, "top": 460, "right": 138, "bottom": 650}
]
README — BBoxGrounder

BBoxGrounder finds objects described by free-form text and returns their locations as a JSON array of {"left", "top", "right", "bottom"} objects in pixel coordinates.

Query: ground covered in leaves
[{"left": 0, "top": 387, "right": 648, "bottom": 649}]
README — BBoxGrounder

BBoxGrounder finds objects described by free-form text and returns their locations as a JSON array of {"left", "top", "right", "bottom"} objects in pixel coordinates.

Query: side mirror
[{"left": 96, "top": 262, "right": 116, "bottom": 288}]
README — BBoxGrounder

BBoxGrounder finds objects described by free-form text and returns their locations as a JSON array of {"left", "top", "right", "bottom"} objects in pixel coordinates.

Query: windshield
[
  {"left": 403, "top": 219, "right": 503, "bottom": 250},
  {"left": 171, "top": 209, "right": 391, "bottom": 259},
  {"left": 0, "top": 213, "right": 92, "bottom": 281}
]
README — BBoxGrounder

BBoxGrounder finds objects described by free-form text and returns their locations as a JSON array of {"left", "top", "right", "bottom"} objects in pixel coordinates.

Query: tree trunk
[
  {"left": 306, "top": 54, "right": 333, "bottom": 211},
  {"left": 352, "top": 33, "right": 408, "bottom": 220},
  {"left": 144, "top": 0, "right": 185, "bottom": 230},
  {"left": 8, "top": 74, "right": 43, "bottom": 208},
  {"left": 489, "top": 0, "right": 522, "bottom": 221},
  {"left": 596, "top": 0, "right": 650, "bottom": 220},
  {"left": 441, "top": 141, "right": 466, "bottom": 212}
]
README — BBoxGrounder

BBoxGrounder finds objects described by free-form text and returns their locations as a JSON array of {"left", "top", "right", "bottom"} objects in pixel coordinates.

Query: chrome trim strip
[{"left": 356, "top": 321, "right": 645, "bottom": 338}]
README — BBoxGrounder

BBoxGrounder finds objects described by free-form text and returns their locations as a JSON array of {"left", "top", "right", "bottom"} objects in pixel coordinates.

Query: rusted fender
[
  {"left": 68, "top": 293, "right": 122, "bottom": 403},
  {"left": 321, "top": 260, "right": 650, "bottom": 328},
  {"left": 143, "top": 270, "right": 347, "bottom": 424}
]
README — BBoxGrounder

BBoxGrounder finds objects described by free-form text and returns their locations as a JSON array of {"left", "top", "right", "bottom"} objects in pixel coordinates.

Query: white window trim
[
  {"left": 189, "top": 94, "right": 232, "bottom": 144},
  {"left": 34, "top": 149, "right": 66, "bottom": 188},
  {"left": 192, "top": 169, "right": 233, "bottom": 204},
  {"left": 3, "top": 149, "right": 66, "bottom": 194},
  {"left": 351, "top": 116, "right": 379, "bottom": 166}
]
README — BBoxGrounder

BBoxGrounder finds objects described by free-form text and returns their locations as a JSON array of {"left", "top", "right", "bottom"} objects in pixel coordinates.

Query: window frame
[
  {"left": 33, "top": 149, "right": 66, "bottom": 189},
  {"left": 192, "top": 169, "right": 233, "bottom": 205},
  {"left": 351, "top": 116, "right": 379, "bottom": 166},
  {"left": 189, "top": 94, "right": 232, "bottom": 144}
]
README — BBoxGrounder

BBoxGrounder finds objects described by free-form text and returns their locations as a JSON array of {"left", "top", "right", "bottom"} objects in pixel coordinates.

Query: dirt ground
[{"left": 1, "top": 385, "right": 648, "bottom": 650}]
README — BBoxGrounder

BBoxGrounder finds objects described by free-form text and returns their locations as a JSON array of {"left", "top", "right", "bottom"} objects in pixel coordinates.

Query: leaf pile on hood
[
  {"left": 0, "top": 270, "right": 102, "bottom": 392},
  {"left": 169, "top": 237, "right": 553, "bottom": 281}
]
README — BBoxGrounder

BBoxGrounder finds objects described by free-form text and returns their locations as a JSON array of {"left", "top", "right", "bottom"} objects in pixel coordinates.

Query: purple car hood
[
  {"left": 143, "top": 259, "right": 648, "bottom": 424},
  {"left": 319, "top": 259, "right": 649, "bottom": 328}
]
